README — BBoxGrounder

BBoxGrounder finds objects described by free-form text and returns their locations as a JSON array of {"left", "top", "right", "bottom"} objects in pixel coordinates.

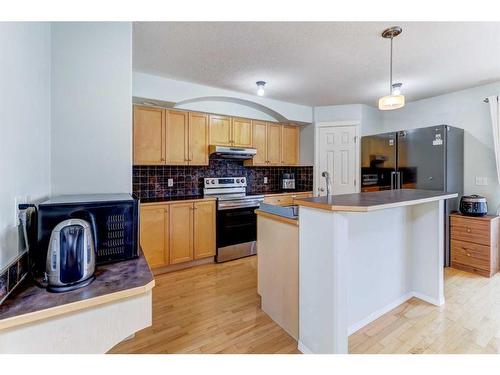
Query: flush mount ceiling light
[
  {"left": 256, "top": 81, "right": 266, "bottom": 96},
  {"left": 378, "top": 26, "right": 405, "bottom": 111}
]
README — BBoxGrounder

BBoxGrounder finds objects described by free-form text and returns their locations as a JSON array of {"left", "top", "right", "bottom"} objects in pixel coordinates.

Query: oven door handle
[{"left": 217, "top": 200, "right": 263, "bottom": 210}]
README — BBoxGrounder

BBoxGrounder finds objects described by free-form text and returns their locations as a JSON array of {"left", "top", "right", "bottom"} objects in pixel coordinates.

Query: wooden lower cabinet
[
  {"left": 263, "top": 192, "right": 313, "bottom": 206},
  {"left": 140, "top": 200, "right": 216, "bottom": 270},
  {"left": 193, "top": 201, "right": 216, "bottom": 259},
  {"left": 169, "top": 202, "right": 194, "bottom": 264},
  {"left": 140, "top": 205, "right": 169, "bottom": 268}
]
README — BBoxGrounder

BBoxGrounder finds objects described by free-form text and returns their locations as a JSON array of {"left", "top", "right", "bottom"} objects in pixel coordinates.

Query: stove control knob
[
  {"left": 236, "top": 179, "right": 240, "bottom": 183},
  {"left": 211, "top": 179, "right": 215, "bottom": 184},
  {"left": 206, "top": 180, "right": 210, "bottom": 184}
]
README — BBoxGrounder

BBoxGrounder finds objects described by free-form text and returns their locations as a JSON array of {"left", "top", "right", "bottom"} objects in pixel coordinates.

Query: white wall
[
  {"left": 313, "top": 103, "right": 381, "bottom": 136},
  {"left": 133, "top": 72, "right": 313, "bottom": 123},
  {"left": 381, "top": 82, "right": 500, "bottom": 214},
  {"left": 0, "top": 23, "right": 51, "bottom": 267},
  {"left": 51, "top": 22, "right": 133, "bottom": 195}
]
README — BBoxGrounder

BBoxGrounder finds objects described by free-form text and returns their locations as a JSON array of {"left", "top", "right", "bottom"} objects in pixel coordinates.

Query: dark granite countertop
[
  {"left": 0, "top": 251, "right": 154, "bottom": 330},
  {"left": 295, "top": 189, "right": 458, "bottom": 212},
  {"left": 256, "top": 190, "right": 313, "bottom": 196},
  {"left": 139, "top": 195, "right": 212, "bottom": 204},
  {"left": 140, "top": 190, "right": 313, "bottom": 204}
]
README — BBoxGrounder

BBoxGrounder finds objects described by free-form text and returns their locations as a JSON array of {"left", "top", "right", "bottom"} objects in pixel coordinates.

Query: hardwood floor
[
  {"left": 109, "top": 256, "right": 299, "bottom": 354},
  {"left": 109, "top": 256, "right": 500, "bottom": 354},
  {"left": 350, "top": 267, "right": 500, "bottom": 354}
]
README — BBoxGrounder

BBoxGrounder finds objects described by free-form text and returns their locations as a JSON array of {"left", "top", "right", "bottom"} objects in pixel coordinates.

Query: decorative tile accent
[{"left": 133, "top": 156, "right": 314, "bottom": 199}]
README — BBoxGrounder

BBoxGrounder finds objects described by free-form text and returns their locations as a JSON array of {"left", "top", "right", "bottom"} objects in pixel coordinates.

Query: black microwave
[{"left": 34, "top": 194, "right": 139, "bottom": 277}]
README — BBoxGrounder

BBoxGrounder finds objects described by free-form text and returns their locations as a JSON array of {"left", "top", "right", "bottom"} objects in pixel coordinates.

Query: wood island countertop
[
  {"left": 0, "top": 251, "right": 154, "bottom": 331},
  {"left": 295, "top": 189, "right": 458, "bottom": 212}
]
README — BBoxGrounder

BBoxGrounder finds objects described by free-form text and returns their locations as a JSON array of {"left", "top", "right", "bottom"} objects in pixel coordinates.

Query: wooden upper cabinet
[
  {"left": 193, "top": 201, "right": 216, "bottom": 259},
  {"left": 209, "top": 115, "right": 232, "bottom": 146},
  {"left": 165, "top": 110, "right": 189, "bottom": 165},
  {"left": 245, "top": 120, "right": 267, "bottom": 166},
  {"left": 169, "top": 202, "right": 194, "bottom": 264},
  {"left": 232, "top": 117, "right": 253, "bottom": 147},
  {"left": 133, "top": 106, "right": 166, "bottom": 165},
  {"left": 267, "top": 123, "right": 282, "bottom": 166},
  {"left": 282, "top": 125, "right": 300, "bottom": 166},
  {"left": 189, "top": 112, "right": 209, "bottom": 165},
  {"left": 140, "top": 205, "right": 169, "bottom": 268}
]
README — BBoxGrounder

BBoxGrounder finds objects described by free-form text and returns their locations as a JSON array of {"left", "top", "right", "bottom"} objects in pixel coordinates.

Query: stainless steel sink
[{"left": 258, "top": 203, "right": 299, "bottom": 219}]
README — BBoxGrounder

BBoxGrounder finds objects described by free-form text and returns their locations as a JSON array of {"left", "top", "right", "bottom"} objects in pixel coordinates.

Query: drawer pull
[
  {"left": 466, "top": 227, "right": 471, "bottom": 233},
  {"left": 466, "top": 253, "right": 471, "bottom": 257}
]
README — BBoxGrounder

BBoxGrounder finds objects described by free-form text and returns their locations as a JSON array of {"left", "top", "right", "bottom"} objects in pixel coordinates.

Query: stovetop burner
[{"left": 203, "top": 177, "right": 264, "bottom": 209}]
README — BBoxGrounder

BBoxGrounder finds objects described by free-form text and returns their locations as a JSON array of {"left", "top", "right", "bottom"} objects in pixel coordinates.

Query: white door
[{"left": 317, "top": 125, "right": 358, "bottom": 196}]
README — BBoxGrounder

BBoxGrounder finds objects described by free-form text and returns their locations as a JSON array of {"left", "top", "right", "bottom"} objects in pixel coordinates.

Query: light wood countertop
[{"left": 295, "top": 189, "right": 458, "bottom": 212}]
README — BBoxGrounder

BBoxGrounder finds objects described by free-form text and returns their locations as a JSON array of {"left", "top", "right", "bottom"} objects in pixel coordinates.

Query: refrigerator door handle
[{"left": 397, "top": 171, "right": 402, "bottom": 189}]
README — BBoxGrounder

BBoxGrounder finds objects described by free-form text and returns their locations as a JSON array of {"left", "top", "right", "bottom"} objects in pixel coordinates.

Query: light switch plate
[
  {"left": 168, "top": 178, "right": 174, "bottom": 187},
  {"left": 475, "top": 177, "right": 488, "bottom": 186},
  {"left": 264, "top": 177, "right": 268, "bottom": 184}
]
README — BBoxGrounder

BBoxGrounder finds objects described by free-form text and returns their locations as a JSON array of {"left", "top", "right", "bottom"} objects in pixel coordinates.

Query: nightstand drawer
[
  {"left": 450, "top": 216, "right": 491, "bottom": 246},
  {"left": 451, "top": 239, "right": 490, "bottom": 271}
]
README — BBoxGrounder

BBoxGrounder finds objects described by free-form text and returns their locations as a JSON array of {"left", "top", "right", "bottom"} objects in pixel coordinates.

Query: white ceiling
[{"left": 133, "top": 22, "right": 500, "bottom": 107}]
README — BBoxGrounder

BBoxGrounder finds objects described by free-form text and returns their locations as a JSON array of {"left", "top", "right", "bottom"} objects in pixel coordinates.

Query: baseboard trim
[
  {"left": 347, "top": 292, "right": 414, "bottom": 335},
  {"left": 297, "top": 340, "right": 313, "bottom": 354},
  {"left": 152, "top": 257, "right": 214, "bottom": 275},
  {"left": 412, "top": 291, "right": 444, "bottom": 306}
]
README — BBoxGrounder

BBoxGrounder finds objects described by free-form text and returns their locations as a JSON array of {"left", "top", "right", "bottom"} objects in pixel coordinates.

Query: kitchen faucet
[{"left": 321, "top": 171, "right": 332, "bottom": 197}]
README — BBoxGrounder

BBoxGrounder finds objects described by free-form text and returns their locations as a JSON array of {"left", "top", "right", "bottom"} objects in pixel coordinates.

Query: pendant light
[
  {"left": 378, "top": 26, "right": 405, "bottom": 111},
  {"left": 256, "top": 81, "right": 266, "bottom": 96}
]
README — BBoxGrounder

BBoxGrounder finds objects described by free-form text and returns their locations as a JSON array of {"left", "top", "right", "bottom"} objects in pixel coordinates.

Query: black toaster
[{"left": 459, "top": 195, "right": 488, "bottom": 217}]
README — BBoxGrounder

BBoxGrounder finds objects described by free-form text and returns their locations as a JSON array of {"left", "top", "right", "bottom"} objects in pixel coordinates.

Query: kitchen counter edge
[
  {"left": 295, "top": 189, "right": 458, "bottom": 212},
  {"left": 0, "top": 252, "right": 154, "bottom": 331}
]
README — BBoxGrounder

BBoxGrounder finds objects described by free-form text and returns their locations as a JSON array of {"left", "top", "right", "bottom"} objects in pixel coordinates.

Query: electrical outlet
[
  {"left": 168, "top": 178, "right": 174, "bottom": 187},
  {"left": 475, "top": 177, "right": 488, "bottom": 186},
  {"left": 263, "top": 177, "right": 268, "bottom": 184}
]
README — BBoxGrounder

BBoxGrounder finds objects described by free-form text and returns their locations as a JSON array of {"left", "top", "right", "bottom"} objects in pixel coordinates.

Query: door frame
[{"left": 314, "top": 121, "right": 361, "bottom": 196}]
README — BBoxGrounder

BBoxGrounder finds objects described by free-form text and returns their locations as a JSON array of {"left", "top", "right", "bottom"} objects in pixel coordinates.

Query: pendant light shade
[
  {"left": 378, "top": 94, "right": 405, "bottom": 110},
  {"left": 378, "top": 27, "right": 405, "bottom": 111}
]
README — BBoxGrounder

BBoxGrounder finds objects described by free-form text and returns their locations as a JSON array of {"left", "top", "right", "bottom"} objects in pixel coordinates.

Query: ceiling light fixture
[
  {"left": 256, "top": 81, "right": 266, "bottom": 96},
  {"left": 378, "top": 26, "right": 405, "bottom": 111}
]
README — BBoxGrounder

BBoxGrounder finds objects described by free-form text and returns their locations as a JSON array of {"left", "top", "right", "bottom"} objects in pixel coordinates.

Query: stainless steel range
[{"left": 204, "top": 177, "right": 264, "bottom": 262}]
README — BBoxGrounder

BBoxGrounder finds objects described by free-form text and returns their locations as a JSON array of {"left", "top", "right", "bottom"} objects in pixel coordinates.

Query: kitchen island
[{"left": 295, "top": 189, "right": 457, "bottom": 354}]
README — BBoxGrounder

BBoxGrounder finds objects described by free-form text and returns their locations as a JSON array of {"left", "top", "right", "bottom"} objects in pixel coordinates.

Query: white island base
[{"left": 296, "top": 190, "right": 456, "bottom": 354}]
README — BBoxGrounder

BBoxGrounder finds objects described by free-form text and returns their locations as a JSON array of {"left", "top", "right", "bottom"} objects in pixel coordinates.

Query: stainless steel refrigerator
[{"left": 361, "top": 125, "right": 464, "bottom": 266}]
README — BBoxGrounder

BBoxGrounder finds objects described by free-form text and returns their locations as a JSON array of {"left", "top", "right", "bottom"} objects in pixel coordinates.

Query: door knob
[{"left": 319, "top": 187, "right": 325, "bottom": 192}]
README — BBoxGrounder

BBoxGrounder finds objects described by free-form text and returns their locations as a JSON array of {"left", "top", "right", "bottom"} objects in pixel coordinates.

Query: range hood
[{"left": 209, "top": 145, "right": 257, "bottom": 159}]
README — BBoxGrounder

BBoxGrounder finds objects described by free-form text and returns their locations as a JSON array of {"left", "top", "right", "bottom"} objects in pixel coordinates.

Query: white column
[
  {"left": 298, "top": 207, "right": 348, "bottom": 354},
  {"left": 410, "top": 200, "right": 445, "bottom": 305}
]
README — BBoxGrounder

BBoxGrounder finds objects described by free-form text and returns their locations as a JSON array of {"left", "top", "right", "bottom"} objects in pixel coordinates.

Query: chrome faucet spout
[{"left": 321, "top": 171, "right": 332, "bottom": 197}]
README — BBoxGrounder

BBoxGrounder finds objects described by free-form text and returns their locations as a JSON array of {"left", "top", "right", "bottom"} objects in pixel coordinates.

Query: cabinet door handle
[
  {"left": 466, "top": 227, "right": 471, "bottom": 233},
  {"left": 466, "top": 253, "right": 471, "bottom": 257}
]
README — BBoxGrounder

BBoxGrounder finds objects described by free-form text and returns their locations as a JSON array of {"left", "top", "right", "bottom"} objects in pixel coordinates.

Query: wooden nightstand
[{"left": 450, "top": 213, "right": 499, "bottom": 277}]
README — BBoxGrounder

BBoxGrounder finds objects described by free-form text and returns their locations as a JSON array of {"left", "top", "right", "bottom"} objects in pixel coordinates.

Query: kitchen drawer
[
  {"left": 451, "top": 239, "right": 490, "bottom": 271},
  {"left": 264, "top": 195, "right": 294, "bottom": 206},
  {"left": 450, "top": 216, "right": 491, "bottom": 246},
  {"left": 263, "top": 192, "right": 313, "bottom": 206}
]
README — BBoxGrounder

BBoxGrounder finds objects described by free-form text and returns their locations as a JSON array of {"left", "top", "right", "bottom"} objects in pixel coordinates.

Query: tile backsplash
[{"left": 133, "top": 156, "right": 314, "bottom": 199}]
